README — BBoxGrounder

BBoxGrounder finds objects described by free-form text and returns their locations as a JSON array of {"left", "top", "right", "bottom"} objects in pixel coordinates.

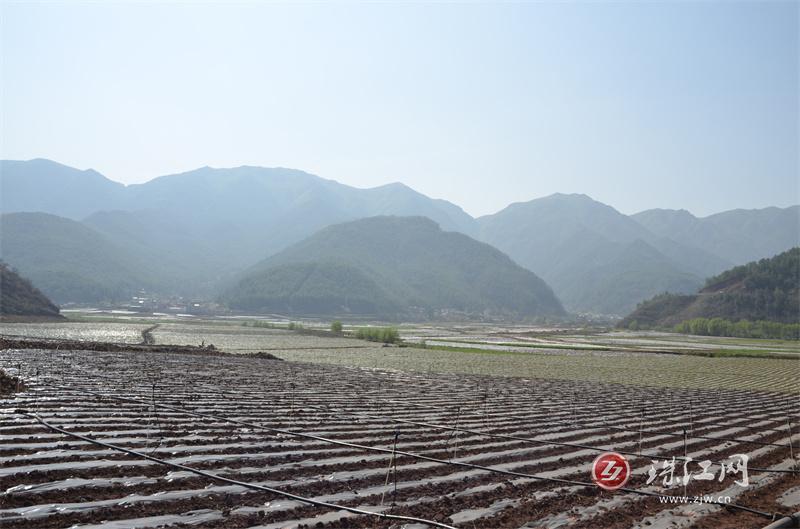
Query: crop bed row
[{"left": 1, "top": 347, "right": 798, "bottom": 529}]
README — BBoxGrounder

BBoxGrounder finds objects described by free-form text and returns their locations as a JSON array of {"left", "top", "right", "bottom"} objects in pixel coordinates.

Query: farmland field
[
  {"left": 5, "top": 318, "right": 798, "bottom": 392},
  {"left": 1, "top": 318, "right": 799, "bottom": 528}
]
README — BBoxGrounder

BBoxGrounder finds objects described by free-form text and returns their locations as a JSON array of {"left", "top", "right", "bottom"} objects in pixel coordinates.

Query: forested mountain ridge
[
  {"left": 619, "top": 248, "right": 800, "bottom": 328},
  {"left": 0, "top": 261, "right": 63, "bottom": 319},
  {"left": 222, "top": 216, "right": 565, "bottom": 319}
]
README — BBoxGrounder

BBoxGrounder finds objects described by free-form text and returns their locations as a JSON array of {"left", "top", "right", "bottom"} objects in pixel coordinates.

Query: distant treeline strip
[
  {"left": 354, "top": 326, "right": 400, "bottom": 344},
  {"left": 242, "top": 320, "right": 401, "bottom": 344},
  {"left": 673, "top": 318, "right": 800, "bottom": 340}
]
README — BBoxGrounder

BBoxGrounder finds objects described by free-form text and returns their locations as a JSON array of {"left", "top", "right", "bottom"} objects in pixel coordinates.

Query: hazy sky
[{"left": 1, "top": 1, "right": 797, "bottom": 217}]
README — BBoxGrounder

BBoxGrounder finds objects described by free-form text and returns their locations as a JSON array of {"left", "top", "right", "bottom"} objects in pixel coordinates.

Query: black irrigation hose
[
  {"left": 305, "top": 403, "right": 800, "bottom": 475},
  {"left": 589, "top": 422, "right": 791, "bottom": 448},
  {"left": 15, "top": 411, "right": 458, "bottom": 529},
  {"left": 360, "top": 393, "right": 794, "bottom": 449},
  {"left": 22, "top": 389, "right": 787, "bottom": 521},
  {"left": 39, "top": 382, "right": 800, "bottom": 475},
  {"left": 761, "top": 512, "right": 800, "bottom": 529},
  {"left": 380, "top": 393, "right": 799, "bottom": 437}
]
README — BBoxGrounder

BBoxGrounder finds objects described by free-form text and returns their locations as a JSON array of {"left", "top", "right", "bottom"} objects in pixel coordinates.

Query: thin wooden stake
[
  {"left": 572, "top": 389, "right": 577, "bottom": 426},
  {"left": 482, "top": 387, "right": 489, "bottom": 429},
  {"left": 448, "top": 406, "right": 462, "bottom": 461},
  {"left": 683, "top": 428, "right": 688, "bottom": 498},
  {"left": 638, "top": 407, "right": 645, "bottom": 456},
  {"left": 392, "top": 431, "right": 399, "bottom": 507},
  {"left": 381, "top": 430, "right": 399, "bottom": 507}
]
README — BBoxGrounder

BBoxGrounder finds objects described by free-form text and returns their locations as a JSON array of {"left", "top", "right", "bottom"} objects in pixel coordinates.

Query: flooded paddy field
[{"left": 0, "top": 321, "right": 150, "bottom": 345}]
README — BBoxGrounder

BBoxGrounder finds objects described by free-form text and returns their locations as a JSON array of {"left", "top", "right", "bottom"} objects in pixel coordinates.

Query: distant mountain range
[
  {"left": 223, "top": 216, "right": 564, "bottom": 318},
  {"left": 1, "top": 158, "right": 797, "bottom": 316},
  {"left": 2, "top": 159, "right": 475, "bottom": 286},
  {"left": 632, "top": 207, "right": 800, "bottom": 266},
  {"left": 619, "top": 248, "right": 800, "bottom": 328},
  {"left": 476, "top": 193, "right": 736, "bottom": 314}
]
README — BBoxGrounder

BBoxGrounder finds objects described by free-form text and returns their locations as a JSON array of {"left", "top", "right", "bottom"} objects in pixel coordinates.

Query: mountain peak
[
  {"left": 547, "top": 192, "right": 594, "bottom": 201},
  {"left": 633, "top": 208, "right": 698, "bottom": 220},
  {"left": 510, "top": 192, "right": 611, "bottom": 212},
  {"left": 369, "top": 181, "right": 417, "bottom": 193}
]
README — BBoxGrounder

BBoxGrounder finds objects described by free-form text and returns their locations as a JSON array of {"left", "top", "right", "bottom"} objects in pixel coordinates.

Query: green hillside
[
  {"left": 0, "top": 262, "right": 62, "bottom": 319},
  {"left": 620, "top": 248, "right": 800, "bottom": 330},
  {"left": 0, "top": 212, "right": 154, "bottom": 303},
  {"left": 223, "top": 216, "right": 565, "bottom": 319}
]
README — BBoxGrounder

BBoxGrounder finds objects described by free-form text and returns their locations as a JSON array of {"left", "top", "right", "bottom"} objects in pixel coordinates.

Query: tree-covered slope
[
  {"left": 0, "top": 213, "right": 154, "bottom": 303},
  {"left": 0, "top": 262, "right": 62, "bottom": 318},
  {"left": 223, "top": 262, "right": 400, "bottom": 315},
  {"left": 620, "top": 248, "right": 800, "bottom": 328},
  {"left": 223, "top": 216, "right": 565, "bottom": 319}
]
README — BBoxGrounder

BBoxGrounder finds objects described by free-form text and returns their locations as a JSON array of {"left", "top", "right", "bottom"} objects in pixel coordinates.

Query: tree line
[{"left": 673, "top": 317, "right": 799, "bottom": 340}]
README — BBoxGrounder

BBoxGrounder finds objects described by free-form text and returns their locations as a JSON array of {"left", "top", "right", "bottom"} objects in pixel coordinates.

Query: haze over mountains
[
  {"left": 0, "top": 212, "right": 159, "bottom": 303},
  {"left": 1, "top": 158, "right": 797, "bottom": 316},
  {"left": 2, "top": 159, "right": 474, "bottom": 280},
  {"left": 632, "top": 207, "right": 800, "bottom": 265},
  {"left": 476, "top": 194, "right": 734, "bottom": 314}
]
